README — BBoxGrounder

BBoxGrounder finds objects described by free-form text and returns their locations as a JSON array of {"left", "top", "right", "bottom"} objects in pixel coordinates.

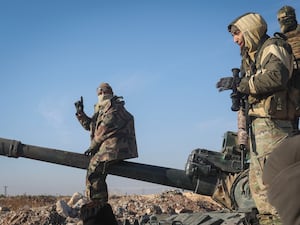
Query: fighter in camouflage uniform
[
  {"left": 277, "top": 6, "right": 300, "bottom": 131},
  {"left": 277, "top": 6, "right": 300, "bottom": 40},
  {"left": 219, "top": 12, "right": 295, "bottom": 224},
  {"left": 75, "top": 82, "right": 138, "bottom": 224}
]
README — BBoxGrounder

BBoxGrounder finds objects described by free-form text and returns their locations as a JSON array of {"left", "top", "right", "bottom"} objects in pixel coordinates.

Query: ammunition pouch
[
  {"left": 288, "top": 68, "right": 300, "bottom": 117},
  {"left": 265, "top": 91, "right": 292, "bottom": 119},
  {"left": 248, "top": 91, "right": 295, "bottom": 120},
  {"left": 284, "top": 28, "right": 300, "bottom": 118}
]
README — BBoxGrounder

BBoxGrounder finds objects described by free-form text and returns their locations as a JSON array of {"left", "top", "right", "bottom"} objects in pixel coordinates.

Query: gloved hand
[
  {"left": 84, "top": 140, "right": 99, "bottom": 156},
  {"left": 84, "top": 148, "right": 93, "bottom": 156},
  {"left": 237, "top": 77, "right": 250, "bottom": 94},
  {"left": 216, "top": 77, "right": 234, "bottom": 92},
  {"left": 74, "top": 96, "right": 84, "bottom": 115}
]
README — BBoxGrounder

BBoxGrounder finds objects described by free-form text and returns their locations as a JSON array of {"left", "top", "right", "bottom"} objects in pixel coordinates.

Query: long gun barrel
[{"left": 0, "top": 137, "right": 217, "bottom": 196}]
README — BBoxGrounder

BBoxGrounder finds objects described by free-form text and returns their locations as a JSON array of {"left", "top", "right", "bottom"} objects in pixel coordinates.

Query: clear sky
[{"left": 0, "top": 0, "right": 299, "bottom": 196}]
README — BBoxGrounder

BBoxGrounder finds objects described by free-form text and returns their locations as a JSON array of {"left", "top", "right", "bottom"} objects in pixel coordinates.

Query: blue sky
[{"left": 0, "top": 0, "right": 299, "bottom": 196}]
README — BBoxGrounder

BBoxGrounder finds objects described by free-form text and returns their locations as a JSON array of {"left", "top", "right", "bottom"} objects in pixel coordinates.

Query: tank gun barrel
[{"left": 0, "top": 137, "right": 217, "bottom": 196}]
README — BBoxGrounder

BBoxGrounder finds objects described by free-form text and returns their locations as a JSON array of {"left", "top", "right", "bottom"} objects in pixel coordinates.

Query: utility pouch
[{"left": 288, "top": 68, "right": 300, "bottom": 117}]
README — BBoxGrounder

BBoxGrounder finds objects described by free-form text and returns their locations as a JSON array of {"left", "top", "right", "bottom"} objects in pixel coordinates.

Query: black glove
[
  {"left": 84, "top": 140, "right": 99, "bottom": 156},
  {"left": 216, "top": 77, "right": 234, "bottom": 92},
  {"left": 74, "top": 96, "right": 84, "bottom": 115},
  {"left": 84, "top": 146, "right": 98, "bottom": 156},
  {"left": 84, "top": 148, "right": 93, "bottom": 156},
  {"left": 74, "top": 96, "right": 83, "bottom": 115},
  {"left": 237, "top": 77, "right": 250, "bottom": 94},
  {"left": 75, "top": 96, "right": 84, "bottom": 113}
]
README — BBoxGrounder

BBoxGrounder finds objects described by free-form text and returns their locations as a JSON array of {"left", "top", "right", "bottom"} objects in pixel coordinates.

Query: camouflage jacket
[
  {"left": 230, "top": 13, "right": 294, "bottom": 119},
  {"left": 247, "top": 36, "right": 294, "bottom": 119},
  {"left": 76, "top": 96, "right": 138, "bottom": 161}
]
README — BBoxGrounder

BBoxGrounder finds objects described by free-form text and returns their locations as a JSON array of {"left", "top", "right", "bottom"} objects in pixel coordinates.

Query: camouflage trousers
[
  {"left": 85, "top": 153, "right": 110, "bottom": 202},
  {"left": 249, "top": 118, "right": 293, "bottom": 217}
]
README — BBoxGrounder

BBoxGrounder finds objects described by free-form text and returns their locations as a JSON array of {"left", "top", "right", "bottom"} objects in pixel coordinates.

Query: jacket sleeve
[
  {"left": 248, "top": 41, "right": 292, "bottom": 95},
  {"left": 76, "top": 111, "right": 92, "bottom": 131}
]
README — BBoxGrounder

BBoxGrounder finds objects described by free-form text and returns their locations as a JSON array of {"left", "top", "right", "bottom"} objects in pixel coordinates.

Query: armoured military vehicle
[{"left": 0, "top": 131, "right": 259, "bottom": 225}]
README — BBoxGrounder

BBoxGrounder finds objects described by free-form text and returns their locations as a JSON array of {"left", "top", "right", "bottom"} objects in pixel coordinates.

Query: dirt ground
[{"left": 0, "top": 190, "right": 223, "bottom": 225}]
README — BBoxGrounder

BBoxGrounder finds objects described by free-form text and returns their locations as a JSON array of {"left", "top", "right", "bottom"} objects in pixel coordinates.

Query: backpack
[{"left": 283, "top": 28, "right": 300, "bottom": 117}]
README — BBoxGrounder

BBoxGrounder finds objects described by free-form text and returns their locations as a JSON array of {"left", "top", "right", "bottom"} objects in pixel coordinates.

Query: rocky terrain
[{"left": 0, "top": 190, "right": 223, "bottom": 225}]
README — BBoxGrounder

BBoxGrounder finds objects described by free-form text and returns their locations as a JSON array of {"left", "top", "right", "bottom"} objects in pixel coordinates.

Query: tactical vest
[
  {"left": 248, "top": 37, "right": 294, "bottom": 120},
  {"left": 285, "top": 26, "right": 300, "bottom": 60},
  {"left": 285, "top": 26, "right": 300, "bottom": 117}
]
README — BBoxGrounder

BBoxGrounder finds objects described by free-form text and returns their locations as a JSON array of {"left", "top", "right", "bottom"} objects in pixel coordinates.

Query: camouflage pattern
[
  {"left": 76, "top": 93, "right": 138, "bottom": 202},
  {"left": 277, "top": 5, "right": 296, "bottom": 19},
  {"left": 285, "top": 26, "right": 300, "bottom": 126},
  {"left": 98, "top": 82, "right": 113, "bottom": 94},
  {"left": 247, "top": 37, "right": 294, "bottom": 120},
  {"left": 285, "top": 25, "right": 300, "bottom": 60},
  {"left": 228, "top": 13, "right": 294, "bottom": 218},
  {"left": 249, "top": 118, "right": 293, "bottom": 217},
  {"left": 85, "top": 160, "right": 109, "bottom": 202},
  {"left": 229, "top": 13, "right": 294, "bottom": 120},
  {"left": 278, "top": 7, "right": 300, "bottom": 127},
  {"left": 257, "top": 214, "right": 282, "bottom": 225},
  {"left": 276, "top": 6, "right": 300, "bottom": 67},
  {"left": 277, "top": 6, "right": 298, "bottom": 33},
  {"left": 77, "top": 95, "right": 138, "bottom": 162}
]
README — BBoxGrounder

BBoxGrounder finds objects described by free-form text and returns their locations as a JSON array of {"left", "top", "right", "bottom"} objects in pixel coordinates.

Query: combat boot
[{"left": 80, "top": 200, "right": 118, "bottom": 225}]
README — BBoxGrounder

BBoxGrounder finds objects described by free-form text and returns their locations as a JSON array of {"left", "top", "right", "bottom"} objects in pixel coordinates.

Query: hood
[{"left": 228, "top": 13, "right": 267, "bottom": 59}]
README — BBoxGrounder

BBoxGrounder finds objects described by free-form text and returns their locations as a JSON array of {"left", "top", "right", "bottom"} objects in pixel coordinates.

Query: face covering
[
  {"left": 98, "top": 93, "right": 113, "bottom": 105},
  {"left": 98, "top": 93, "right": 105, "bottom": 103},
  {"left": 279, "top": 16, "right": 297, "bottom": 33}
]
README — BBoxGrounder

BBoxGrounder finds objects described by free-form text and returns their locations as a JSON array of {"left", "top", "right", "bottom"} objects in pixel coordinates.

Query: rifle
[{"left": 217, "top": 68, "right": 249, "bottom": 170}]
